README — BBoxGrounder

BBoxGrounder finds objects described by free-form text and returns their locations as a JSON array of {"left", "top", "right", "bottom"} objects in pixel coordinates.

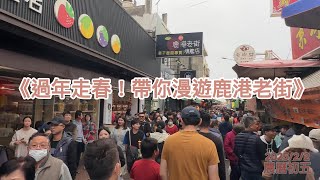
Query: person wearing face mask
[
  {"left": 165, "top": 119, "right": 178, "bottom": 135},
  {"left": 28, "top": 132, "right": 72, "bottom": 180},
  {"left": 130, "top": 138, "right": 161, "bottom": 180}
]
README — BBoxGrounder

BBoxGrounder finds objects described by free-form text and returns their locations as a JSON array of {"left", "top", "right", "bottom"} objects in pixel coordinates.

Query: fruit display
[
  {"left": 111, "top": 34, "right": 121, "bottom": 54},
  {"left": 96, "top": 25, "right": 109, "bottom": 47},
  {"left": 78, "top": 14, "right": 94, "bottom": 39},
  {"left": 54, "top": 0, "right": 75, "bottom": 28}
]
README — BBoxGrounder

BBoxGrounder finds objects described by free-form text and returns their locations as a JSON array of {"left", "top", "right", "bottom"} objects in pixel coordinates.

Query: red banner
[
  {"left": 271, "top": 0, "right": 297, "bottom": 17},
  {"left": 291, "top": 27, "right": 320, "bottom": 59}
]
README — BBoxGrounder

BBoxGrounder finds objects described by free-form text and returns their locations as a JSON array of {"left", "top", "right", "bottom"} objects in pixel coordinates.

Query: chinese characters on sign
[
  {"left": 233, "top": 45, "right": 256, "bottom": 64},
  {"left": 19, "top": 77, "right": 305, "bottom": 100},
  {"left": 291, "top": 27, "right": 320, "bottom": 59},
  {"left": 271, "top": 0, "right": 297, "bottom": 17},
  {"left": 264, "top": 152, "right": 311, "bottom": 175},
  {"left": 156, "top": 32, "right": 203, "bottom": 57},
  {"left": 10, "top": 0, "right": 43, "bottom": 14}
]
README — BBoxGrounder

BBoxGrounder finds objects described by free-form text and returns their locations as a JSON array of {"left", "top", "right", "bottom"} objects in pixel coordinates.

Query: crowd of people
[{"left": 0, "top": 106, "right": 320, "bottom": 180}]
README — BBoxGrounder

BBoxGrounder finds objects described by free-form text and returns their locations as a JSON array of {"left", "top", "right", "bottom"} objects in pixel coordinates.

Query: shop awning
[
  {"left": 233, "top": 60, "right": 320, "bottom": 79},
  {"left": 282, "top": 0, "right": 320, "bottom": 30},
  {"left": 238, "top": 60, "right": 320, "bottom": 68}
]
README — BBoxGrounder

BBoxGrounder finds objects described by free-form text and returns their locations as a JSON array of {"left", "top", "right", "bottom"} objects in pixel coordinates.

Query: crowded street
[{"left": 1, "top": 0, "right": 320, "bottom": 180}]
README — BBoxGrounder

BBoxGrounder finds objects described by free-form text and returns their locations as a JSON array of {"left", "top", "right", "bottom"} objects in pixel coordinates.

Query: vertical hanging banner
[
  {"left": 270, "top": 0, "right": 297, "bottom": 17},
  {"left": 156, "top": 32, "right": 203, "bottom": 58}
]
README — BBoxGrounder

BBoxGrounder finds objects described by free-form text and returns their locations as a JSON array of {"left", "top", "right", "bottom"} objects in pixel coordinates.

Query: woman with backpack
[{"left": 150, "top": 120, "right": 170, "bottom": 164}]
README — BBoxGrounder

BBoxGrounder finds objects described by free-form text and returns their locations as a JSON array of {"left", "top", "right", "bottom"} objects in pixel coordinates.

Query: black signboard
[
  {"left": 180, "top": 70, "right": 196, "bottom": 79},
  {"left": 156, "top": 32, "right": 203, "bottom": 58}
]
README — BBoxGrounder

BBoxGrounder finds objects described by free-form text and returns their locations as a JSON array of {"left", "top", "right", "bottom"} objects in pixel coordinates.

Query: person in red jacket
[{"left": 224, "top": 124, "right": 244, "bottom": 180}]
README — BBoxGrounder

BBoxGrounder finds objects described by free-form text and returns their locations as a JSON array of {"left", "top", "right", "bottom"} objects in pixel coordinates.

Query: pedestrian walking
[
  {"left": 138, "top": 112, "right": 152, "bottom": 137},
  {"left": 309, "top": 129, "right": 320, "bottom": 180},
  {"left": 234, "top": 116, "right": 263, "bottom": 180},
  {"left": 224, "top": 124, "right": 244, "bottom": 180},
  {"left": 258, "top": 125, "right": 278, "bottom": 180},
  {"left": 160, "top": 106, "right": 220, "bottom": 180},
  {"left": 73, "top": 110, "right": 86, "bottom": 168},
  {"left": 219, "top": 114, "right": 233, "bottom": 140},
  {"left": 98, "top": 126, "right": 126, "bottom": 167},
  {"left": 0, "top": 156, "right": 36, "bottom": 180},
  {"left": 199, "top": 111, "right": 226, "bottom": 180},
  {"left": 48, "top": 117, "right": 77, "bottom": 179},
  {"left": 83, "top": 114, "right": 97, "bottom": 144},
  {"left": 111, "top": 117, "right": 130, "bottom": 177},
  {"left": 165, "top": 118, "right": 179, "bottom": 135},
  {"left": 273, "top": 134, "right": 317, "bottom": 180},
  {"left": 84, "top": 139, "right": 121, "bottom": 180},
  {"left": 130, "top": 138, "right": 161, "bottom": 180},
  {"left": 63, "top": 111, "right": 77, "bottom": 140},
  {"left": 279, "top": 123, "right": 306, "bottom": 152},
  {"left": 123, "top": 118, "right": 145, "bottom": 173},
  {"left": 10, "top": 116, "right": 37, "bottom": 158},
  {"left": 274, "top": 125, "right": 289, "bottom": 148},
  {"left": 150, "top": 120, "right": 169, "bottom": 163},
  {"left": 28, "top": 133, "right": 72, "bottom": 180}
]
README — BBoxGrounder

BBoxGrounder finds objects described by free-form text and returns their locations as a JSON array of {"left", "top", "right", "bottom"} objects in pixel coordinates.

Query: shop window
[{"left": 112, "top": 92, "right": 132, "bottom": 115}]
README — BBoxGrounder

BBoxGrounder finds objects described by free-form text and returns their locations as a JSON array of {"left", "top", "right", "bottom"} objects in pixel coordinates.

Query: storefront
[{"left": 0, "top": 0, "right": 160, "bottom": 145}]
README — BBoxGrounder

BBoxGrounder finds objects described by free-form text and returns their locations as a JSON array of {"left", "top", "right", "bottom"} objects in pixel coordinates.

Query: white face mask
[
  {"left": 168, "top": 121, "right": 173, "bottom": 126},
  {"left": 29, "top": 149, "right": 48, "bottom": 162}
]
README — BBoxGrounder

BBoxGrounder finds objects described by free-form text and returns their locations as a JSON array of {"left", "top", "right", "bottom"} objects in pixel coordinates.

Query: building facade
[{"left": 0, "top": 0, "right": 160, "bottom": 144}]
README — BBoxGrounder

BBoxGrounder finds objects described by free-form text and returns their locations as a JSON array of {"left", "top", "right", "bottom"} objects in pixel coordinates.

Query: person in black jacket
[
  {"left": 199, "top": 111, "right": 226, "bottom": 180},
  {"left": 48, "top": 117, "right": 77, "bottom": 179},
  {"left": 234, "top": 116, "right": 263, "bottom": 180},
  {"left": 98, "top": 127, "right": 125, "bottom": 167},
  {"left": 138, "top": 112, "right": 151, "bottom": 137}
]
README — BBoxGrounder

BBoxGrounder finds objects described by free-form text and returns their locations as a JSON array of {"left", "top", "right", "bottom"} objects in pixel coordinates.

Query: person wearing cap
[
  {"left": 273, "top": 134, "right": 317, "bottom": 180},
  {"left": 48, "top": 117, "right": 77, "bottom": 179},
  {"left": 309, "top": 129, "right": 320, "bottom": 180},
  {"left": 160, "top": 106, "right": 220, "bottom": 180},
  {"left": 234, "top": 115, "right": 263, "bottom": 180},
  {"left": 38, "top": 123, "right": 51, "bottom": 136}
]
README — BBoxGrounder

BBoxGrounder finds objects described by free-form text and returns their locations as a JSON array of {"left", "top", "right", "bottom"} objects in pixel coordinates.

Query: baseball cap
[
  {"left": 47, "top": 117, "right": 66, "bottom": 125},
  {"left": 181, "top": 106, "right": 200, "bottom": 120},
  {"left": 309, "top": 129, "right": 320, "bottom": 142}
]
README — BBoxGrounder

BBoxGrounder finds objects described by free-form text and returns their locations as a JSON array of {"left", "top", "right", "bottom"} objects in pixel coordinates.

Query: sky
[{"left": 137, "top": 0, "right": 293, "bottom": 79}]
